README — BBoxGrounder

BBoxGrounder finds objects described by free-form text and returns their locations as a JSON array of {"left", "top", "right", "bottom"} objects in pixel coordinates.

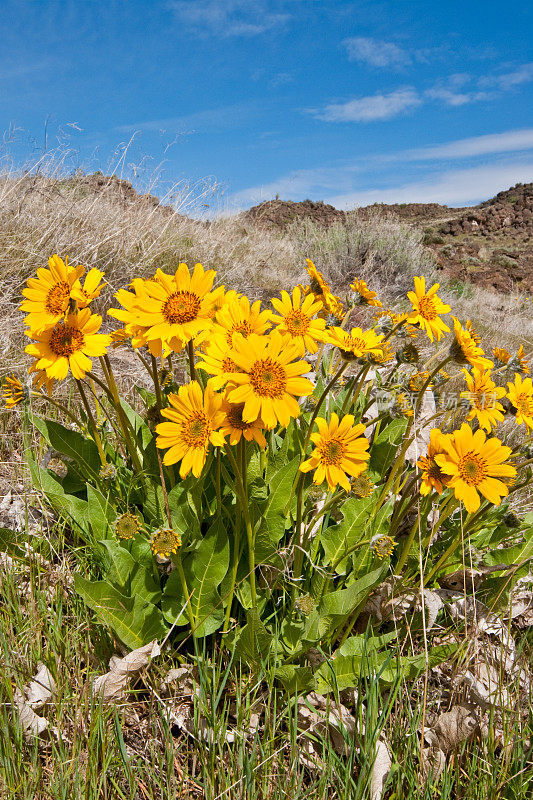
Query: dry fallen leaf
[
  {"left": 26, "top": 662, "right": 55, "bottom": 709},
  {"left": 93, "top": 640, "right": 160, "bottom": 701},
  {"left": 12, "top": 663, "right": 58, "bottom": 743},
  {"left": 370, "top": 738, "right": 392, "bottom": 800}
]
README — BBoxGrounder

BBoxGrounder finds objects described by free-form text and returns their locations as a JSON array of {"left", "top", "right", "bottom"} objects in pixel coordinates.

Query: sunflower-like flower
[
  {"left": 72, "top": 267, "right": 106, "bottom": 309},
  {"left": 2, "top": 375, "right": 26, "bottom": 408},
  {"left": 349, "top": 278, "right": 382, "bottom": 307},
  {"left": 460, "top": 368, "right": 506, "bottom": 431},
  {"left": 507, "top": 373, "right": 533, "bottom": 431},
  {"left": 417, "top": 428, "right": 452, "bottom": 496},
  {"left": 449, "top": 318, "right": 493, "bottom": 370},
  {"left": 151, "top": 528, "right": 181, "bottom": 558},
  {"left": 516, "top": 346, "right": 530, "bottom": 375},
  {"left": 226, "top": 331, "right": 313, "bottom": 429},
  {"left": 20, "top": 254, "right": 85, "bottom": 334},
  {"left": 196, "top": 334, "right": 239, "bottom": 390},
  {"left": 110, "top": 328, "right": 130, "bottom": 347},
  {"left": 408, "top": 371, "right": 431, "bottom": 393},
  {"left": 214, "top": 295, "right": 272, "bottom": 347},
  {"left": 155, "top": 380, "right": 226, "bottom": 476},
  {"left": 464, "top": 320, "right": 482, "bottom": 345},
  {"left": 220, "top": 398, "right": 267, "bottom": 447},
  {"left": 299, "top": 413, "right": 370, "bottom": 492},
  {"left": 305, "top": 259, "right": 331, "bottom": 297},
  {"left": 109, "top": 263, "right": 217, "bottom": 356},
  {"left": 434, "top": 423, "right": 516, "bottom": 513},
  {"left": 493, "top": 347, "right": 511, "bottom": 366},
  {"left": 367, "top": 341, "right": 395, "bottom": 366},
  {"left": 114, "top": 513, "right": 140, "bottom": 541},
  {"left": 270, "top": 286, "right": 326, "bottom": 355},
  {"left": 25, "top": 309, "right": 111, "bottom": 380},
  {"left": 28, "top": 362, "right": 54, "bottom": 395},
  {"left": 406, "top": 276, "right": 451, "bottom": 342},
  {"left": 326, "top": 326, "right": 384, "bottom": 361}
]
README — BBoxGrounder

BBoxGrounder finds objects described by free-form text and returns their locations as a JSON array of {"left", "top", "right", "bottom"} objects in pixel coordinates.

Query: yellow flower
[
  {"left": 367, "top": 341, "right": 395, "bottom": 365},
  {"left": 2, "top": 375, "right": 26, "bottom": 408},
  {"left": 25, "top": 309, "right": 111, "bottom": 380},
  {"left": 220, "top": 397, "right": 267, "bottom": 447},
  {"left": 110, "top": 328, "right": 130, "bottom": 347},
  {"left": 196, "top": 334, "right": 239, "bottom": 390},
  {"left": 305, "top": 259, "right": 331, "bottom": 297},
  {"left": 435, "top": 423, "right": 516, "bottom": 513},
  {"left": 270, "top": 286, "right": 326, "bottom": 355},
  {"left": 460, "top": 368, "right": 506, "bottom": 431},
  {"left": 151, "top": 528, "right": 181, "bottom": 558},
  {"left": 326, "top": 326, "right": 384, "bottom": 360},
  {"left": 226, "top": 331, "right": 313, "bottom": 429},
  {"left": 155, "top": 380, "right": 226, "bottom": 476},
  {"left": 321, "top": 293, "right": 345, "bottom": 322},
  {"left": 350, "top": 278, "right": 382, "bottom": 307},
  {"left": 214, "top": 295, "right": 272, "bottom": 347},
  {"left": 516, "top": 345, "right": 530, "bottom": 375},
  {"left": 28, "top": 363, "right": 55, "bottom": 396},
  {"left": 507, "top": 373, "right": 533, "bottom": 431},
  {"left": 493, "top": 347, "right": 511, "bottom": 366},
  {"left": 464, "top": 319, "right": 481, "bottom": 345},
  {"left": 115, "top": 513, "right": 140, "bottom": 541},
  {"left": 408, "top": 371, "right": 431, "bottom": 393},
  {"left": 407, "top": 276, "right": 451, "bottom": 342},
  {"left": 299, "top": 413, "right": 370, "bottom": 492},
  {"left": 449, "top": 318, "right": 493, "bottom": 370},
  {"left": 72, "top": 267, "right": 106, "bottom": 309},
  {"left": 417, "top": 429, "right": 452, "bottom": 496},
  {"left": 20, "top": 254, "right": 85, "bottom": 334},
  {"left": 109, "top": 264, "right": 217, "bottom": 356}
]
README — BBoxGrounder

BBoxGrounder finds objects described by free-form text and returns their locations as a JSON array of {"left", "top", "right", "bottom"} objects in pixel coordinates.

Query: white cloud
[
  {"left": 325, "top": 163, "right": 533, "bottom": 209},
  {"left": 343, "top": 37, "right": 410, "bottom": 68},
  {"left": 167, "top": 0, "right": 289, "bottom": 37},
  {"left": 402, "top": 129, "right": 533, "bottom": 161},
  {"left": 425, "top": 87, "right": 492, "bottom": 106},
  {"left": 314, "top": 88, "right": 421, "bottom": 123},
  {"left": 483, "top": 62, "right": 533, "bottom": 91},
  {"left": 115, "top": 102, "right": 259, "bottom": 134}
]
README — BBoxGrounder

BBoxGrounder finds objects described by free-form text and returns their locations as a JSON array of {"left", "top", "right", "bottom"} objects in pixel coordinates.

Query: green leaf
[
  {"left": 275, "top": 664, "right": 314, "bottom": 694},
  {"left": 74, "top": 576, "right": 167, "bottom": 649},
  {"left": 304, "top": 564, "right": 387, "bottom": 642},
  {"left": 28, "top": 456, "right": 89, "bottom": 538},
  {"left": 253, "top": 456, "right": 300, "bottom": 565},
  {"left": 321, "top": 494, "right": 378, "bottom": 573},
  {"left": 98, "top": 539, "right": 136, "bottom": 588},
  {"left": 0, "top": 528, "right": 26, "bottom": 559},
  {"left": 483, "top": 525, "right": 533, "bottom": 568},
  {"left": 32, "top": 417, "right": 100, "bottom": 479},
  {"left": 232, "top": 608, "right": 273, "bottom": 664},
  {"left": 87, "top": 485, "right": 116, "bottom": 540}
]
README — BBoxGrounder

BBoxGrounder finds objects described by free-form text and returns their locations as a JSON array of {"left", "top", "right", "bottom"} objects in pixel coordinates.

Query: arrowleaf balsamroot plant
[{"left": 3, "top": 254, "right": 533, "bottom": 693}]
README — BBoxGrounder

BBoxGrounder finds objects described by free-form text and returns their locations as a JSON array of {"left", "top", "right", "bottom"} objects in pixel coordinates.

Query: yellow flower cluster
[{"left": 21, "top": 254, "right": 110, "bottom": 384}]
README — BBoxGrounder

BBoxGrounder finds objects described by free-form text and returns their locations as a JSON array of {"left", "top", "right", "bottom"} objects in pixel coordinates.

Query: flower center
[
  {"left": 249, "top": 358, "right": 286, "bottom": 398},
  {"left": 227, "top": 321, "right": 253, "bottom": 345},
  {"left": 49, "top": 324, "right": 85, "bottom": 357},
  {"left": 184, "top": 413, "right": 210, "bottom": 446},
  {"left": 516, "top": 393, "right": 533, "bottom": 416},
  {"left": 226, "top": 403, "right": 250, "bottom": 430},
  {"left": 151, "top": 528, "right": 181, "bottom": 557},
  {"left": 309, "top": 278, "right": 323, "bottom": 295},
  {"left": 458, "top": 451, "right": 487, "bottom": 485},
  {"left": 45, "top": 281, "right": 71, "bottom": 315},
  {"left": 222, "top": 356, "right": 238, "bottom": 373},
  {"left": 417, "top": 295, "right": 437, "bottom": 321},
  {"left": 319, "top": 438, "right": 346, "bottom": 466},
  {"left": 285, "top": 310, "right": 309, "bottom": 336},
  {"left": 162, "top": 291, "right": 201, "bottom": 324}
]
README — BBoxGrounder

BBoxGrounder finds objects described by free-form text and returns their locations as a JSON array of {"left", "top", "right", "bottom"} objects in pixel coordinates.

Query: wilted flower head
[
  {"left": 115, "top": 512, "right": 140, "bottom": 541},
  {"left": 2, "top": 375, "right": 27, "bottom": 409},
  {"left": 371, "top": 535, "right": 396, "bottom": 559},
  {"left": 151, "top": 528, "right": 181, "bottom": 558}
]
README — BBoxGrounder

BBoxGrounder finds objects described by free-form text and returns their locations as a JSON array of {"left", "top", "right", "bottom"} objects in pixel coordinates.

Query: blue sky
[{"left": 2, "top": 0, "right": 533, "bottom": 214}]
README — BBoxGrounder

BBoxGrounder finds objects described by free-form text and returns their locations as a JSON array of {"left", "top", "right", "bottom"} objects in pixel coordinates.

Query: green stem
[
  {"left": 150, "top": 354, "right": 163, "bottom": 413},
  {"left": 74, "top": 380, "right": 107, "bottom": 467},
  {"left": 100, "top": 355, "right": 143, "bottom": 475},
  {"left": 222, "top": 517, "right": 242, "bottom": 633},
  {"left": 30, "top": 392, "right": 82, "bottom": 428},
  {"left": 187, "top": 340, "right": 197, "bottom": 382},
  {"left": 225, "top": 445, "right": 256, "bottom": 607}
]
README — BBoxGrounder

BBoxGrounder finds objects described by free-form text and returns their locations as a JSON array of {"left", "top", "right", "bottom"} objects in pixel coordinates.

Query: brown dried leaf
[
  {"left": 370, "top": 738, "right": 392, "bottom": 800},
  {"left": 26, "top": 662, "right": 55, "bottom": 710},
  {"left": 92, "top": 640, "right": 160, "bottom": 701}
]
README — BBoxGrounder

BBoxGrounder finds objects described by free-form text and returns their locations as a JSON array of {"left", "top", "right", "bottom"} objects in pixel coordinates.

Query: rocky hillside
[{"left": 243, "top": 183, "right": 533, "bottom": 294}]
